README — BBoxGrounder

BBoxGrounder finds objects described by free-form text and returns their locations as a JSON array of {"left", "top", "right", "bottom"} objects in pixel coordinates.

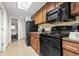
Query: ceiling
[{"left": 3, "top": 2, "right": 46, "bottom": 20}]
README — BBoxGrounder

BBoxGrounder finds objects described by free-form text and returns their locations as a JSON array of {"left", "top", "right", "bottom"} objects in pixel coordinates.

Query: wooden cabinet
[
  {"left": 71, "top": 2, "right": 79, "bottom": 16},
  {"left": 71, "top": 2, "right": 76, "bottom": 15},
  {"left": 32, "top": 2, "right": 63, "bottom": 24},
  {"left": 42, "top": 4, "right": 46, "bottom": 23},
  {"left": 30, "top": 34, "right": 36, "bottom": 50},
  {"left": 30, "top": 32, "right": 40, "bottom": 55},
  {"left": 63, "top": 40, "right": 79, "bottom": 56},
  {"left": 36, "top": 9, "right": 43, "bottom": 24},
  {"left": 63, "top": 49, "right": 78, "bottom": 56},
  {"left": 46, "top": 2, "right": 62, "bottom": 12},
  {"left": 46, "top": 2, "right": 55, "bottom": 12},
  {"left": 35, "top": 12, "right": 39, "bottom": 24},
  {"left": 32, "top": 2, "right": 55, "bottom": 24},
  {"left": 33, "top": 9, "right": 43, "bottom": 24}
]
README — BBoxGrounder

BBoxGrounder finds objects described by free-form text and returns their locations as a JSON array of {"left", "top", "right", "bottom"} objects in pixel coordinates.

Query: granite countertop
[
  {"left": 62, "top": 37, "right": 79, "bottom": 44},
  {"left": 30, "top": 32, "right": 79, "bottom": 44}
]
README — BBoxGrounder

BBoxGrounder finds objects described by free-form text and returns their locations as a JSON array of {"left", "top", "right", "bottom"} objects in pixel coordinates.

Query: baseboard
[{"left": 5, "top": 42, "right": 11, "bottom": 51}]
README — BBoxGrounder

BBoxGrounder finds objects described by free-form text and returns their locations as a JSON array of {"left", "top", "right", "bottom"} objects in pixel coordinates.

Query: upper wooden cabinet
[
  {"left": 42, "top": 4, "right": 47, "bottom": 23},
  {"left": 31, "top": 2, "right": 63, "bottom": 24},
  {"left": 34, "top": 9, "right": 43, "bottom": 24},
  {"left": 71, "top": 2, "right": 79, "bottom": 16},
  {"left": 46, "top": 2, "right": 62, "bottom": 12},
  {"left": 46, "top": 2, "right": 55, "bottom": 12},
  {"left": 32, "top": 3, "right": 47, "bottom": 24}
]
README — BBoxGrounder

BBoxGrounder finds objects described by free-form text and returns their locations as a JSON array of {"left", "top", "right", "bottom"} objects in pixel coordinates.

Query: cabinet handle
[{"left": 65, "top": 45, "right": 78, "bottom": 50}]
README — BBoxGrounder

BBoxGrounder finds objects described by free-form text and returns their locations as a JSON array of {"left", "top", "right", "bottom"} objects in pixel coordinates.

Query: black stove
[{"left": 40, "top": 33, "right": 63, "bottom": 56}]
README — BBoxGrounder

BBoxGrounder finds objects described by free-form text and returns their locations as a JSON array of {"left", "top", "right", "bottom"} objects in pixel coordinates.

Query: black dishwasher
[{"left": 40, "top": 34, "right": 63, "bottom": 56}]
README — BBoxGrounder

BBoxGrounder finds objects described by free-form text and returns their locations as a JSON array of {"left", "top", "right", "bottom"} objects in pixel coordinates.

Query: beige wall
[{"left": 38, "top": 17, "right": 79, "bottom": 32}]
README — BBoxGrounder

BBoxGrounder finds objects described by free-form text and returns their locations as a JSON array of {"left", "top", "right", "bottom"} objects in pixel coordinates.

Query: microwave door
[{"left": 47, "top": 13, "right": 58, "bottom": 21}]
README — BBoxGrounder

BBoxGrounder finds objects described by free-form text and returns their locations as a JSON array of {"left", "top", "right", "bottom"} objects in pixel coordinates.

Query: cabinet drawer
[
  {"left": 63, "top": 49, "right": 79, "bottom": 56},
  {"left": 63, "top": 40, "right": 79, "bottom": 54}
]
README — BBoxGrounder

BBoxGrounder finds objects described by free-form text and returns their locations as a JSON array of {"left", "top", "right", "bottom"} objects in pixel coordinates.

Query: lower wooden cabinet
[
  {"left": 63, "top": 40, "right": 79, "bottom": 56},
  {"left": 63, "top": 49, "right": 78, "bottom": 56},
  {"left": 30, "top": 33, "right": 40, "bottom": 55}
]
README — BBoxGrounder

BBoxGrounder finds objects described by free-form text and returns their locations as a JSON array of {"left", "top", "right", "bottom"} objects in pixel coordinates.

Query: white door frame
[
  {"left": 10, "top": 16, "right": 19, "bottom": 43},
  {"left": 0, "top": 8, "right": 3, "bottom": 51}
]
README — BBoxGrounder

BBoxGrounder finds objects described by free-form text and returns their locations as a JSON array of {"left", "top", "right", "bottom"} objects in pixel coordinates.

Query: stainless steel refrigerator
[{"left": 26, "top": 21, "right": 38, "bottom": 46}]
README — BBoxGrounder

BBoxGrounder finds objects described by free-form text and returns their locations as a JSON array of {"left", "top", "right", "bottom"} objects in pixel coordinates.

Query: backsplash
[
  {"left": 38, "top": 16, "right": 79, "bottom": 33},
  {"left": 38, "top": 23, "right": 52, "bottom": 33}
]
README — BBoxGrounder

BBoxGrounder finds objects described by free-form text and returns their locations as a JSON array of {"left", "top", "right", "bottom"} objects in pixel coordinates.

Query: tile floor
[{"left": 0, "top": 39, "right": 38, "bottom": 56}]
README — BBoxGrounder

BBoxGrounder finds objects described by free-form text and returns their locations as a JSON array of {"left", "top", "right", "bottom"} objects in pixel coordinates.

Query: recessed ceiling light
[{"left": 18, "top": 2, "right": 32, "bottom": 10}]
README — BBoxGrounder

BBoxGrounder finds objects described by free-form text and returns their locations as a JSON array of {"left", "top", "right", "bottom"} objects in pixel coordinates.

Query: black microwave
[{"left": 46, "top": 7, "right": 62, "bottom": 22}]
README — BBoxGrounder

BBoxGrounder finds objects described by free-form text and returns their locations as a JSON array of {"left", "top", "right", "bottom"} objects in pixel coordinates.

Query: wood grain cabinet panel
[
  {"left": 35, "top": 12, "right": 39, "bottom": 24},
  {"left": 46, "top": 2, "right": 55, "bottom": 12},
  {"left": 71, "top": 2, "right": 79, "bottom": 16},
  {"left": 36, "top": 38, "right": 40, "bottom": 54},
  {"left": 35, "top": 9, "right": 43, "bottom": 24},
  {"left": 38, "top": 9, "right": 43, "bottom": 24},
  {"left": 30, "top": 33, "right": 40, "bottom": 55},
  {"left": 30, "top": 35, "right": 36, "bottom": 51},
  {"left": 42, "top": 4, "right": 46, "bottom": 23},
  {"left": 63, "top": 49, "right": 78, "bottom": 56},
  {"left": 63, "top": 40, "right": 79, "bottom": 56}
]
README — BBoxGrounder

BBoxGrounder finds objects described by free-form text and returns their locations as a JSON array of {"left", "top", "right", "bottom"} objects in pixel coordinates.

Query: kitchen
[{"left": 26, "top": 2, "right": 79, "bottom": 56}]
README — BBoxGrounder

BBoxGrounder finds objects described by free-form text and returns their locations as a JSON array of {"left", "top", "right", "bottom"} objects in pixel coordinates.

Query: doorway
[
  {"left": 11, "top": 18, "right": 18, "bottom": 42},
  {"left": 0, "top": 8, "right": 3, "bottom": 51}
]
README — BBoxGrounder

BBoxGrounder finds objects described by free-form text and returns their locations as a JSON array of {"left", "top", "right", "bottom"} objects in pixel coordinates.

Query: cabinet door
[
  {"left": 30, "top": 34, "right": 36, "bottom": 51},
  {"left": 33, "top": 37, "right": 37, "bottom": 51},
  {"left": 71, "top": 2, "right": 76, "bottom": 15},
  {"left": 63, "top": 40, "right": 79, "bottom": 54},
  {"left": 38, "top": 9, "right": 43, "bottom": 24},
  {"left": 36, "top": 38, "right": 40, "bottom": 54},
  {"left": 35, "top": 37, "right": 38, "bottom": 53},
  {"left": 46, "top": 2, "right": 55, "bottom": 12},
  {"left": 42, "top": 4, "right": 46, "bottom": 23},
  {"left": 35, "top": 12, "right": 38, "bottom": 24},
  {"left": 71, "top": 2, "right": 79, "bottom": 16},
  {"left": 35, "top": 9, "right": 43, "bottom": 24},
  {"left": 75, "top": 3, "right": 79, "bottom": 15},
  {"left": 33, "top": 35, "right": 40, "bottom": 54},
  {"left": 30, "top": 36, "right": 33, "bottom": 47}
]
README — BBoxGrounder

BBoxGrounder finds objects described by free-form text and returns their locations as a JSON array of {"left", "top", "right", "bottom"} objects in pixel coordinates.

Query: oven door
[{"left": 40, "top": 35, "right": 62, "bottom": 56}]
